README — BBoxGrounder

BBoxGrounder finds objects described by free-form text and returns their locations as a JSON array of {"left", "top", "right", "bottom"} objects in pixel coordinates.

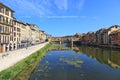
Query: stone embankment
[{"left": 0, "top": 42, "right": 49, "bottom": 72}]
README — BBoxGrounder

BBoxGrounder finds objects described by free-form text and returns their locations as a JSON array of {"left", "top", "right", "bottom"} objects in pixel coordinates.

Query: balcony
[
  {"left": 0, "top": 20, "right": 13, "bottom": 26},
  {"left": 0, "top": 31, "right": 10, "bottom": 35}
]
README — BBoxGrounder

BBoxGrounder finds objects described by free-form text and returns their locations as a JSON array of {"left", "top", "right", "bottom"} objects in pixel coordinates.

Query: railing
[
  {"left": 0, "top": 20, "right": 13, "bottom": 26},
  {"left": 0, "top": 31, "right": 10, "bottom": 35}
]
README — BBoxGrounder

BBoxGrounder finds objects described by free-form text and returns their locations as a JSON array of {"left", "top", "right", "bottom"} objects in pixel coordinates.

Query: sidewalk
[{"left": 0, "top": 42, "right": 49, "bottom": 72}]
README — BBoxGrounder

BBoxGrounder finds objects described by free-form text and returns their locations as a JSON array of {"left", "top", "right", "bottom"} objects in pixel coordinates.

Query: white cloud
[
  {"left": 77, "top": 0, "right": 85, "bottom": 10},
  {"left": 4, "top": 0, "right": 53, "bottom": 17},
  {"left": 54, "top": 0, "right": 68, "bottom": 10},
  {"left": 39, "top": 15, "right": 87, "bottom": 19},
  {"left": 46, "top": 16, "right": 79, "bottom": 18},
  {"left": 1, "top": 0, "right": 86, "bottom": 19}
]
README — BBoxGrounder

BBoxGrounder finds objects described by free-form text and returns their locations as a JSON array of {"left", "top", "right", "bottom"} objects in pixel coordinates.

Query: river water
[{"left": 30, "top": 43, "right": 120, "bottom": 80}]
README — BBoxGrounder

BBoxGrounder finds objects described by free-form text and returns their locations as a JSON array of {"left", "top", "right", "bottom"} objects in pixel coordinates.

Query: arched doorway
[
  {"left": 14, "top": 43, "right": 16, "bottom": 50},
  {"left": 9, "top": 43, "right": 12, "bottom": 51}
]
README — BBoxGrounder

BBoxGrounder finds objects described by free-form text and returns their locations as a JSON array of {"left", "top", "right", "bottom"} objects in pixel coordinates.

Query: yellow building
[
  {"left": 39, "top": 30, "right": 44, "bottom": 42},
  {"left": 0, "top": 3, "right": 51, "bottom": 53},
  {"left": 13, "top": 19, "right": 21, "bottom": 49},
  {"left": 29, "top": 24, "right": 40, "bottom": 44},
  {"left": 19, "top": 22, "right": 30, "bottom": 47},
  {"left": 46, "top": 34, "right": 52, "bottom": 42},
  {"left": 0, "top": 3, "right": 14, "bottom": 52}
]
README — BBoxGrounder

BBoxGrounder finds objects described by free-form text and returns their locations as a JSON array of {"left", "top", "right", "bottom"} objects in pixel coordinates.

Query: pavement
[{"left": 0, "top": 42, "right": 49, "bottom": 72}]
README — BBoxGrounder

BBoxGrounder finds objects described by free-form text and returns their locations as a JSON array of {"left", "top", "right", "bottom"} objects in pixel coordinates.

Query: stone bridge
[{"left": 52, "top": 36, "right": 80, "bottom": 46}]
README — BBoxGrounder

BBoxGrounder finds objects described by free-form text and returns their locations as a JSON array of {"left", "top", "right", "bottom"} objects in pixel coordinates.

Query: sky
[{"left": 1, "top": 0, "right": 120, "bottom": 37}]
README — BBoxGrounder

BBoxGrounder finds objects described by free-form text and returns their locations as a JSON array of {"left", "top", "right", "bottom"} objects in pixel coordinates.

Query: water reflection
[
  {"left": 74, "top": 46, "right": 120, "bottom": 68},
  {"left": 59, "top": 55, "right": 83, "bottom": 68},
  {"left": 30, "top": 43, "right": 120, "bottom": 80},
  {"left": 30, "top": 50, "right": 86, "bottom": 80},
  {"left": 52, "top": 43, "right": 120, "bottom": 68}
]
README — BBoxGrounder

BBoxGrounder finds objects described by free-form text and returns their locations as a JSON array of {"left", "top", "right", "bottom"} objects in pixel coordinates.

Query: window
[
  {"left": 10, "top": 36, "right": 13, "bottom": 41},
  {"left": 17, "top": 28, "right": 20, "bottom": 32},
  {"left": 0, "top": 35, "right": 3, "bottom": 43},
  {"left": 14, "top": 27, "right": 16, "bottom": 31},
  {"left": 11, "top": 12, "right": 13, "bottom": 17},
  {"left": 10, "top": 19, "right": 13, "bottom": 25},
  {"left": 6, "top": 17, "right": 8, "bottom": 24},
  {"left": 5, "top": 36, "right": 9, "bottom": 43},
  {"left": 5, "top": 36, "right": 6, "bottom": 43},
  {"left": 10, "top": 27, "right": 13, "bottom": 33},
  {"left": 5, "top": 27, "right": 9, "bottom": 33},
  {"left": 14, "top": 32, "right": 16, "bottom": 36},
  {"left": 0, "top": 25, "right": 3, "bottom": 33},
  {"left": 5, "top": 9, "right": 9, "bottom": 16},
  {"left": 3, "top": 36, "right": 5, "bottom": 43},
  {"left": 3, "top": 26, "right": 4, "bottom": 33},
  {"left": 0, "top": 6, "right": 4, "bottom": 13},
  {"left": 0, "top": 35, "right": 1, "bottom": 44},
  {"left": 0, "top": 15, "right": 4, "bottom": 23},
  {"left": 19, "top": 33, "right": 21, "bottom": 37},
  {"left": 13, "top": 21, "right": 16, "bottom": 25},
  {"left": 14, "top": 38, "right": 16, "bottom": 41}
]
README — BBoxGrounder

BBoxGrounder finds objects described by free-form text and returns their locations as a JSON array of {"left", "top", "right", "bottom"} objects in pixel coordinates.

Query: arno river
[{"left": 30, "top": 43, "right": 120, "bottom": 80}]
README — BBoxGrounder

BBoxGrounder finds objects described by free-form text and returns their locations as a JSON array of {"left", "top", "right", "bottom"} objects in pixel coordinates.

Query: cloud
[
  {"left": 54, "top": 0, "right": 68, "bottom": 11},
  {"left": 1, "top": 0, "right": 85, "bottom": 19},
  {"left": 19, "top": 16, "right": 31, "bottom": 18},
  {"left": 77, "top": 0, "right": 85, "bottom": 10},
  {"left": 46, "top": 16, "right": 79, "bottom": 18},
  {"left": 39, "top": 15, "right": 87, "bottom": 19},
  {"left": 3, "top": 0, "right": 53, "bottom": 17}
]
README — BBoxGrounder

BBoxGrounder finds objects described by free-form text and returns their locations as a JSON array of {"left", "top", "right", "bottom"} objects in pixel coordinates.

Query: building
[
  {"left": 42, "top": 33, "right": 48, "bottom": 42},
  {"left": 81, "top": 32, "right": 95, "bottom": 45},
  {"left": 0, "top": 3, "right": 14, "bottom": 52},
  {"left": 39, "top": 30, "right": 45, "bottom": 42},
  {"left": 13, "top": 19, "right": 21, "bottom": 49},
  {"left": 102, "top": 25, "right": 120, "bottom": 45},
  {"left": 19, "top": 22, "right": 28, "bottom": 47},
  {"left": 46, "top": 34, "right": 52, "bottom": 42},
  {"left": 109, "top": 29, "right": 120, "bottom": 46},
  {"left": 0, "top": 3, "right": 51, "bottom": 53},
  {"left": 95, "top": 28, "right": 106, "bottom": 45},
  {"left": 29, "top": 24, "right": 40, "bottom": 44},
  {"left": 74, "top": 32, "right": 82, "bottom": 38}
]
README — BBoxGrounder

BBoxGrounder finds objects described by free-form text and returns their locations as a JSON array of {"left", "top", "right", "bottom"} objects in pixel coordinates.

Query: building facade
[
  {"left": 0, "top": 3, "right": 14, "bottom": 52},
  {"left": 110, "top": 29, "right": 120, "bottom": 46},
  {"left": 29, "top": 24, "right": 40, "bottom": 44},
  {"left": 13, "top": 19, "right": 21, "bottom": 49},
  {"left": 0, "top": 3, "right": 51, "bottom": 53},
  {"left": 95, "top": 28, "right": 106, "bottom": 45},
  {"left": 102, "top": 25, "right": 120, "bottom": 45},
  {"left": 39, "top": 30, "right": 45, "bottom": 42},
  {"left": 81, "top": 32, "right": 95, "bottom": 45}
]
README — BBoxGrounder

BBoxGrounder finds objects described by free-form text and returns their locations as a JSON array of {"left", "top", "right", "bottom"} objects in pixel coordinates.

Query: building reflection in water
[
  {"left": 74, "top": 46, "right": 120, "bottom": 68},
  {"left": 53, "top": 42, "right": 120, "bottom": 68}
]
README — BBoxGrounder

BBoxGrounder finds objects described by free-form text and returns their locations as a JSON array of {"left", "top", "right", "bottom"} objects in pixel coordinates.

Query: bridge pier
[
  {"left": 60, "top": 41, "right": 62, "bottom": 45},
  {"left": 71, "top": 41, "right": 73, "bottom": 47}
]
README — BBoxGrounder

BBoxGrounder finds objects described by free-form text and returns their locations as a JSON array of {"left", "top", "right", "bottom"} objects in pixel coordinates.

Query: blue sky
[{"left": 1, "top": 0, "right": 120, "bottom": 36}]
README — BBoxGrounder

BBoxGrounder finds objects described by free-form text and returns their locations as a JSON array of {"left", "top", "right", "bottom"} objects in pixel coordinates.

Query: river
[{"left": 30, "top": 43, "right": 120, "bottom": 80}]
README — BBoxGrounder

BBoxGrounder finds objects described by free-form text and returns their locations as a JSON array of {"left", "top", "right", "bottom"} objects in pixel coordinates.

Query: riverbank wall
[{"left": 0, "top": 42, "right": 52, "bottom": 80}]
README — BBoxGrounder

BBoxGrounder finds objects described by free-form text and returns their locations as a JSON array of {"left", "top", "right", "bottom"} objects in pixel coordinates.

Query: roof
[
  {"left": 0, "top": 3, "right": 14, "bottom": 12},
  {"left": 110, "top": 29, "right": 120, "bottom": 35},
  {"left": 107, "top": 25, "right": 120, "bottom": 31},
  {"left": 39, "top": 30, "right": 45, "bottom": 32}
]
